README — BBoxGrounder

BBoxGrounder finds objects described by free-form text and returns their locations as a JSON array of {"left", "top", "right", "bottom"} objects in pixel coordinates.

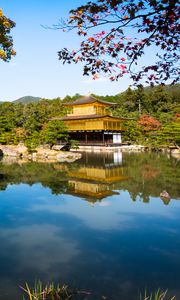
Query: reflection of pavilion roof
[{"left": 64, "top": 95, "right": 117, "bottom": 107}]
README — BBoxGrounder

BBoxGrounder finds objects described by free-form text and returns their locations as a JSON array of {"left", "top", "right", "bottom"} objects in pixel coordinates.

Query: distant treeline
[{"left": 0, "top": 84, "right": 180, "bottom": 150}]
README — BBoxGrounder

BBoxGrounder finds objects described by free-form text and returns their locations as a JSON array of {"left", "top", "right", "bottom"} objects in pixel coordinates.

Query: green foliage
[
  {"left": 25, "top": 131, "right": 40, "bottom": 153},
  {"left": 41, "top": 120, "right": 68, "bottom": 148},
  {"left": 0, "top": 84, "right": 179, "bottom": 149},
  {"left": 112, "top": 84, "right": 180, "bottom": 147},
  {"left": 0, "top": 113, "right": 15, "bottom": 144},
  {"left": 156, "top": 119, "right": 180, "bottom": 147},
  {"left": 122, "top": 121, "right": 143, "bottom": 143},
  {"left": 70, "top": 139, "right": 79, "bottom": 149},
  {"left": 0, "top": 98, "right": 68, "bottom": 150}
]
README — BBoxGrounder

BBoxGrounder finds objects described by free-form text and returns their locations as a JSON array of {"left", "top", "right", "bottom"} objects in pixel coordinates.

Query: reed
[
  {"left": 21, "top": 282, "right": 176, "bottom": 300},
  {"left": 21, "top": 281, "right": 73, "bottom": 300},
  {"left": 140, "top": 289, "right": 176, "bottom": 300}
]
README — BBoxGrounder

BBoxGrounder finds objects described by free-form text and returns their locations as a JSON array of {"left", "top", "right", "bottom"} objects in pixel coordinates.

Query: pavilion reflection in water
[{"left": 67, "top": 151, "right": 128, "bottom": 202}]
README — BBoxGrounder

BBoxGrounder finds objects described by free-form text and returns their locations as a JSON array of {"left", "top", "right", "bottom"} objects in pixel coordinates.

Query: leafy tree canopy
[
  {"left": 0, "top": 84, "right": 179, "bottom": 148},
  {"left": 41, "top": 120, "right": 68, "bottom": 148},
  {"left": 0, "top": 8, "right": 16, "bottom": 61},
  {"left": 58, "top": 0, "right": 180, "bottom": 85},
  {"left": 138, "top": 114, "right": 161, "bottom": 131}
]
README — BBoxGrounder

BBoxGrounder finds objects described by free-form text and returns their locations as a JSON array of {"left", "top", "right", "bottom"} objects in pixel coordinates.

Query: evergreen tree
[{"left": 41, "top": 120, "right": 68, "bottom": 149}]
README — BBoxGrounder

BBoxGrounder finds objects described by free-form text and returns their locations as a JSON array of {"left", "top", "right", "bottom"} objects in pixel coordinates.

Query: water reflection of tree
[
  {"left": 0, "top": 153, "right": 179, "bottom": 204},
  {"left": 0, "top": 162, "right": 72, "bottom": 195},
  {"left": 113, "top": 153, "right": 180, "bottom": 203}
]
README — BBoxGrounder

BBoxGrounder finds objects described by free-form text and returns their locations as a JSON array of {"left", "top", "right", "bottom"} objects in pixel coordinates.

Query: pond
[{"left": 0, "top": 151, "right": 179, "bottom": 300}]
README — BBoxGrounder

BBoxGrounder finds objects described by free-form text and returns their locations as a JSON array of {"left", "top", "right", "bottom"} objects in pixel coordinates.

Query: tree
[
  {"left": 158, "top": 114, "right": 180, "bottom": 147},
  {"left": 58, "top": 0, "right": 179, "bottom": 85},
  {"left": 134, "top": 86, "right": 148, "bottom": 115},
  {"left": 122, "top": 87, "right": 137, "bottom": 112},
  {"left": 41, "top": 120, "right": 68, "bottom": 148},
  {"left": 0, "top": 8, "right": 16, "bottom": 61},
  {"left": 138, "top": 114, "right": 161, "bottom": 131},
  {"left": 22, "top": 103, "right": 46, "bottom": 134},
  {"left": 123, "top": 120, "right": 143, "bottom": 143},
  {"left": 150, "top": 85, "right": 172, "bottom": 112}
]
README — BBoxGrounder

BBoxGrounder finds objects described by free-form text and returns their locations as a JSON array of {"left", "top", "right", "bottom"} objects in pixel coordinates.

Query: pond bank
[
  {"left": 0, "top": 145, "right": 81, "bottom": 163},
  {"left": 0, "top": 144, "right": 179, "bottom": 162},
  {"left": 71, "top": 144, "right": 180, "bottom": 155},
  {"left": 71, "top": 144, "right": 147, "bottom": 152}
]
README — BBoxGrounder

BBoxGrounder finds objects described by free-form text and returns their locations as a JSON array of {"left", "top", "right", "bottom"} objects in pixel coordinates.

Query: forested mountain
[
  {"left": 13, "top": 96, "right": 41, "bottom": 104},
  {"left": 0, "top": 84, "right": 179, "bottom": 150}
]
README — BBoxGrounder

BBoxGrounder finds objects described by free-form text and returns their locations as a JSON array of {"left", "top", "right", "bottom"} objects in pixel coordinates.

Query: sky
[{"left": 0, "top": 0, "right": 155, "bottom": 102}]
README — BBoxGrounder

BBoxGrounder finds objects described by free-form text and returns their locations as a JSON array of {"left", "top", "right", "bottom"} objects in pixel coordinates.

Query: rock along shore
[{"left": 0, "top": 145, "right": 82, "bottom": 163}]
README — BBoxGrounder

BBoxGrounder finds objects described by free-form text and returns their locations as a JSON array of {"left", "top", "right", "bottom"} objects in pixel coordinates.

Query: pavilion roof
[
  {"left": 64, "top": 95, "right": 117, "bottom": 106},
  {"left": 52, "top": 114, "right": 131, "bottom": 121}
]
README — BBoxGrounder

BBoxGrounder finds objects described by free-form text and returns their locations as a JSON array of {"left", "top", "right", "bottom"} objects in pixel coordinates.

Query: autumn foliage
[
  {"left": 0, "top": 8, "right": 16, "bottom": 61},
  {"left": 58, "top": 0, "right": 180, "bottom": 85},
  {"left": 138, "top": 115, "right": 161, "bottom": 131}
]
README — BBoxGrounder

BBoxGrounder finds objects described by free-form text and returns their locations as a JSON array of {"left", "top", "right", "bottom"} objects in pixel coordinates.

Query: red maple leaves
[
  {"left": 138, "top": 115, "right": 161, "bottom": 131},
  {"left": 58, "top": 0, "right": 180, "bottom": 85}
]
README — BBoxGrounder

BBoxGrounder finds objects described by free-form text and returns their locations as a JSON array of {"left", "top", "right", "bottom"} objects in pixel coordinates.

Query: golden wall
[
  {"left": 64, "top": 118, "right": 124, "bottom": 131},
  {"left": 67, "top": 103, "right": 111, "bottom": 117}
]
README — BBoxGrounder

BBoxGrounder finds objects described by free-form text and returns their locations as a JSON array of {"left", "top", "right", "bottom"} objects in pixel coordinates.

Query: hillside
[
  {"left": 13, "top": 96, "right": 41, "bottom": 104},
  {"left": 143, "top": 83, "right": 180, "bottom": 100}
]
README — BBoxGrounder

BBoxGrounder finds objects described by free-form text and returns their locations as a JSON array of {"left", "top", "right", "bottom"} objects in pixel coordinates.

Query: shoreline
[
  {"left": 71, "top": 144, "right": 180, "bottom": 154},
  {"left": 0, "top": 144, "right": 179, "bottom": 162},
  {"left": 0, "top": 144, "right": 82, "bottom": 163},
  {"left": 71, "top": 144, "right": 147, "bottom": 152}
]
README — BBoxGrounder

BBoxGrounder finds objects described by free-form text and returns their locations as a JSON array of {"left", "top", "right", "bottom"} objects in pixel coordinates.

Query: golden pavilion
[{"left": 59, "top": 94, "right": 128, "bottom": 146}]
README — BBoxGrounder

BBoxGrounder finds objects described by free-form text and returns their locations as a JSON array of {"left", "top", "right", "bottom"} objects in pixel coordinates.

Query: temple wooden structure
[{"left": 58, "top": 95, "right": 129, "bottom": 146}]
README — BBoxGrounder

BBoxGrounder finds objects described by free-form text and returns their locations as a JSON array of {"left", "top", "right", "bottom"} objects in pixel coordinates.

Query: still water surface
[{"left": 0, "top": 152, "right": 180, "bottom": 300}]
